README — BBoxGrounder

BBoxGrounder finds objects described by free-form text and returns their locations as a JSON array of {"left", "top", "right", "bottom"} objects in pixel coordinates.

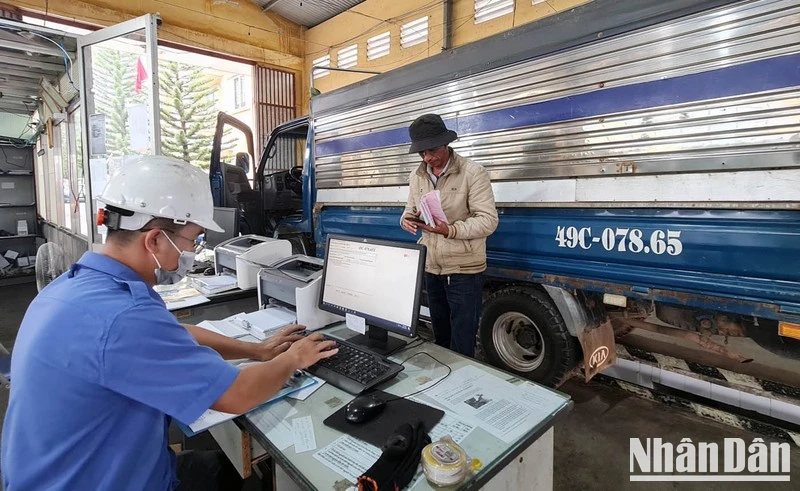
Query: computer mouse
[{"left": 344, "top": 395, "right": 386, "bottom": 424}]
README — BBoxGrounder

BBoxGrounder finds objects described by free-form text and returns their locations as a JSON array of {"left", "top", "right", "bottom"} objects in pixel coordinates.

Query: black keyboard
[{"left": 305, "top": 337, "right": 404, "bottom": 395}]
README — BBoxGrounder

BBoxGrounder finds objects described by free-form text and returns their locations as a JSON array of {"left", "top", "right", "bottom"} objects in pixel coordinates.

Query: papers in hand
[{"left": 418, "top": 190, "right": 448, "bottom": 227}]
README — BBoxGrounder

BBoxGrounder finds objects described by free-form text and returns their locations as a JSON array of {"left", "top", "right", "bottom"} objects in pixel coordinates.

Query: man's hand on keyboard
[
  {"left": 255, "top": 325, "right": 306, "bottom": 362},
  {"left": 286, "top": 333, "right": 339, "bottom": 369}
]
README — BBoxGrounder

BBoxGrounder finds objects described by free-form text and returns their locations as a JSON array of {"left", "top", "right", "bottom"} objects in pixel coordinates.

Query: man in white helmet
[{"left": 2, "top": 156, "right": 338, "bottom": 491}]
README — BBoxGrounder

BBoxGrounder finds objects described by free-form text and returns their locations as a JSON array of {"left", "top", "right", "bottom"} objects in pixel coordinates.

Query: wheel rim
[{"left": 491, "top": 311, "right": 545, "bottom": 372}]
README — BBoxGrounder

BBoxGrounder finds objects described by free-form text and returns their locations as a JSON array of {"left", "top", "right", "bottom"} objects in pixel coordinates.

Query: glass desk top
[{"left": 240, "top": 326, "right": 572, "bottom": 490}]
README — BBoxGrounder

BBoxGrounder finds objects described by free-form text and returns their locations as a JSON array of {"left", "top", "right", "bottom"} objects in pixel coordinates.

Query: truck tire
[{"left": 480, "top": 286, "right": 577, "bottom": 387}]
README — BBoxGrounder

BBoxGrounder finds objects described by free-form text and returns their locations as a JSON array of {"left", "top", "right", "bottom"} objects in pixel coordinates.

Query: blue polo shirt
[{"left": 1, "top": 252, "right": 240, "bottom": 490}]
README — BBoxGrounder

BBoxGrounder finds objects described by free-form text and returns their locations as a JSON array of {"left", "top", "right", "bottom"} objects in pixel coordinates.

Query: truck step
[{"left": 597, "top": 344, "right": 800, "bottom": 447}]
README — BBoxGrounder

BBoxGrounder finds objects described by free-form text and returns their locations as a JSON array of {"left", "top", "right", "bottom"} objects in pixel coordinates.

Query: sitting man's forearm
[{"left": 183, "top": 324, "right": 260, "bottom": 360}]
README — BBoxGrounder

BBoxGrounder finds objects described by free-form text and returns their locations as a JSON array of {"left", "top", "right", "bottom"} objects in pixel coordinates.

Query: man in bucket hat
[{"left": 400, "top": 114, "right": 498, "bottom": 357}]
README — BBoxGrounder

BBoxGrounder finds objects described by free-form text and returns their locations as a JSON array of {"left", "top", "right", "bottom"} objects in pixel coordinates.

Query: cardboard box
[
  {"left": 0, "top": 255, "right": 9, "bottom": 269},
  {"left": 16, "top": 257, "right": 29, "bottom": 267},
  {"left": 4, "top": 249, "right": 19, "bottom": 261}
]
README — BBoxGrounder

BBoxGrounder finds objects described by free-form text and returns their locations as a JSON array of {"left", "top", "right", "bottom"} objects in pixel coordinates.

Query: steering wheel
[{"left": 288, "top": 166, "right": 303, "bottom": 184}]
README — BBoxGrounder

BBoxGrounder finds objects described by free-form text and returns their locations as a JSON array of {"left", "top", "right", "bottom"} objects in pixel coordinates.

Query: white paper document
[
  {"left": 312, "top": 413, "right": 475, "bottom": 484},
  {"left": 287, "top": 376, "right": 325, "bottom": 401},
  {"left": 249, "top": 400, "right": 298, "bottom": 451},
  {"left": 233, "top": 307, "right": 297, "bottom": 336},
  {"left": 154, "top": 280, "right": 209, "bottom": 311},
  {"left": 313, "top": 435, "right": 381, "bottom": 482},
  {"left": 205, "top": 319, "right": 250, "bottom": 339},
  {"left": 428, "top": 413, "right": 476, "bottom": 444},
  {"left": 292, "top": 416, "right": 317, "bottom": 453},
  {"left": 189, "top": 408, "right": 239, "bottom": 433},
  {"left": 345, "top": 313, "right": 366, "bottom": 335},
  {"left": 190, "top": 274, "right": 238, "bottom": 296},
  {"left": 425, "top": 365, "right": 565, "bottom": 443},
  {"left": 166, "top": 295, "right": 210, "bottom": 311}
]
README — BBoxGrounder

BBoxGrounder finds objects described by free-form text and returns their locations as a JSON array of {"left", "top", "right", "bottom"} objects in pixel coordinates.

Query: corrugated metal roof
[
  {"left": 0, "top": 17, "right": 75, "bottom": 118},
  {"left": 253, "top": 0, "right": 366, "bottom": 28}
]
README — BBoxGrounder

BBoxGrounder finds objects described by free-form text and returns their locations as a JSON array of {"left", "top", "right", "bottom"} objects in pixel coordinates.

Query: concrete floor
[
  {"left": 1, "top": 283, "right": 798, "bottom": 490},
  {"left": 554, "top": 379, "right": 800, "bottom": 490}
]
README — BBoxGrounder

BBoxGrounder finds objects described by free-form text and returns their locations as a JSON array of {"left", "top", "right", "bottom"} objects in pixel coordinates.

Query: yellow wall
[
  {"left": 8, "top": 0, "right": 306, "bottom": 71},
  {"left": 304, "top": 0, "right": 591, "bottom": 109}
]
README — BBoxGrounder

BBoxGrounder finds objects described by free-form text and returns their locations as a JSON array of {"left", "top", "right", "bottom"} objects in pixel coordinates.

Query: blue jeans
[{"left": 425, "top": 273, "right": 483, "bottom": 357}]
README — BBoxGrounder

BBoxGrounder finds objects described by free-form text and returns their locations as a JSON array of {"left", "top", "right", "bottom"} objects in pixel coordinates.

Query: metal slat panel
[
  {"left": 254, "top": 65, "right": 297, "bottom": 169},
  {"left": 316, "top": 1, "right": 797, "bottom": 136},
  {"left": 257, "top": 0, "right": 365, "bottom": 28},
  {"left": 313, "top": 0, "right": 800, "bottom": 193}
]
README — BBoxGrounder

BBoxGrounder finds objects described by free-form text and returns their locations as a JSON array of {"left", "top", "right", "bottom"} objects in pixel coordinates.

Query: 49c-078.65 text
[{"left": 555, "top": 227, "right": 684, "bottom": 256}]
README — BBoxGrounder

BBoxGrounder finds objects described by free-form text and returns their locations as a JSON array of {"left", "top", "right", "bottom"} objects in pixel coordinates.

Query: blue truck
[{"left": 210, "top": 0, "right": 800, "bottom": 393}]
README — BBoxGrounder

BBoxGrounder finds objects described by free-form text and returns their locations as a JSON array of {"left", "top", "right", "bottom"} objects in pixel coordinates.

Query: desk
[
  {"left": 171, "top": 289, "right": 257, "bottom": 325},
  {"left": 235, "top": 325, "right": 572, "bottom": 490}
]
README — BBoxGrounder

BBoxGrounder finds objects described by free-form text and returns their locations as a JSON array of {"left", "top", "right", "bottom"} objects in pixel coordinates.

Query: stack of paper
[
  {"left": 196, "top": 307, "right": 298, "bottom": 342},
  {"left": 232, "top": 307, "right": 297, "bottom": 337},
  {"left": 418, "top": 190, "right": 448, "bottom": 226},
  {"left": 197, "top": 319, "right": 250, "bottom": 339},
  {"left": 155, "top": 280, "right": 210, "bottom": 311},
  {"left": 190, "top": 274, "right": 238, "bottom": 296}
]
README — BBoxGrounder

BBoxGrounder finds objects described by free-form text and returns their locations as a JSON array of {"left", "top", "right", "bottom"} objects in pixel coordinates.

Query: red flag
[{"left": 134, "top": 57, "right": 148, "bottom": 93}]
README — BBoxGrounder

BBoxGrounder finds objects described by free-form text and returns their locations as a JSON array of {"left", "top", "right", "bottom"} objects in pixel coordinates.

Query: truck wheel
[{"left": 480, "top": 286, "right": 577, "bottom": 387}]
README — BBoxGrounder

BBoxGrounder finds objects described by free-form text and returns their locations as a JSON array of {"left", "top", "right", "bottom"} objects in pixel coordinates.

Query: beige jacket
[{"left": 401, "top": 151, "right": 499, "bottom": 275}]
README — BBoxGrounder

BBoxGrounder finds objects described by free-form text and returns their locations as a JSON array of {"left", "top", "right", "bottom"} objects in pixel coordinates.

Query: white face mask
[{"left": 152, "top": 230, "right": 195, "bottom": 285}]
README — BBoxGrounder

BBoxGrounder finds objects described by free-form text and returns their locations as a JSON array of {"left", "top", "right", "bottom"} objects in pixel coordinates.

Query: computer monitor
[
  {"left": 318, "top": 234, "right": 426, "bottom": 355},
  {"left": 205, "top": 207, "right": 239, "bottom": 248}
]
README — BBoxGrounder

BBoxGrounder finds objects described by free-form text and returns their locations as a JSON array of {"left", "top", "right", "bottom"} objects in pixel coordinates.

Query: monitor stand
[{"left": 348, "top": 326, "right": 407, "bottom": 356}]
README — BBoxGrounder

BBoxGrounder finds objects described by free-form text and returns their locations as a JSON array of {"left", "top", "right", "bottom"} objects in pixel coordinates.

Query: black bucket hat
[{"left": 407, "top": 114, "right": 458, "bottom": 154}]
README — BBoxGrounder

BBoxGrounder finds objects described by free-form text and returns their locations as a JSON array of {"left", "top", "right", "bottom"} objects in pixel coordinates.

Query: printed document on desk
[
  {"left": 249, "top": 400, "right": 298, "bottom": 451},
  {"left": 182, "top": 373, "right": 316, "bottom": 436},
  {"left": 190, "top": 274, "right": 238, "bottom": 295},
  {"left": 424, "top": 365, "right": 566, "bottom": 443},
  {"left": 196, "top": 318, "right": 250, "bottom": 339},
  {"left": 313, "top": 414, "right": 474, "bottom": 483},
  {"left": 154, "top": 280, "right": 209, "bottom": 311},
  {"left": 232, "top": 307, "right": 297, "bottom": 337}
]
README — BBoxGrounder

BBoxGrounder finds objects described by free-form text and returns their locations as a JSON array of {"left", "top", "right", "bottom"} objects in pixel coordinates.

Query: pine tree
[
  {"left": 159, "top": 61, "right": 218, "bottom": 169},
  {"left": 91, "top": 47, "right": 147, "bottom": 156}
]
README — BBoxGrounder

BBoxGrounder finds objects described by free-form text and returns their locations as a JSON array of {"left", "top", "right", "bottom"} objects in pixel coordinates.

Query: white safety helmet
[{"left": 97, "top": 155, "right": 224, "bottom": 232}]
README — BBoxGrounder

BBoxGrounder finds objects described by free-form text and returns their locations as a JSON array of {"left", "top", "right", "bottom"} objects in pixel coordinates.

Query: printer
[
  {"left": 258, "top": 255, "right": 343, "bottom": 330},
  {"left": 213, "top": 235, "right": 292, "bottom": 290},
  {"left": 258, "top": 254, "right": 323, "bottom": 306}
]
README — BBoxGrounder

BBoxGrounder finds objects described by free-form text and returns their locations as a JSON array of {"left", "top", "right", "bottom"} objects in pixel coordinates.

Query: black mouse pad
[{"left": 323, "top": 390, "right": 444, "bottom": 447}]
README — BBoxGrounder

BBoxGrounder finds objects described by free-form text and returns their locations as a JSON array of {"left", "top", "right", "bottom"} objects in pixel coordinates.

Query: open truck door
[
  {"left": 209, "top": 112, "right": 309, "bottom": 249},
  {"left": 208, "top": 112, "right": 259, "bottom": 234}
]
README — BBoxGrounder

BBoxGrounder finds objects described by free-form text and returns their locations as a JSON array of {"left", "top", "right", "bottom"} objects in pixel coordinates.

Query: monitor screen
[
  {"left": 205, "top": 207, "right": 238, "bottom": 247},
  {"left": 318, "top": 235, "right": 426, "bottom": 340}
]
